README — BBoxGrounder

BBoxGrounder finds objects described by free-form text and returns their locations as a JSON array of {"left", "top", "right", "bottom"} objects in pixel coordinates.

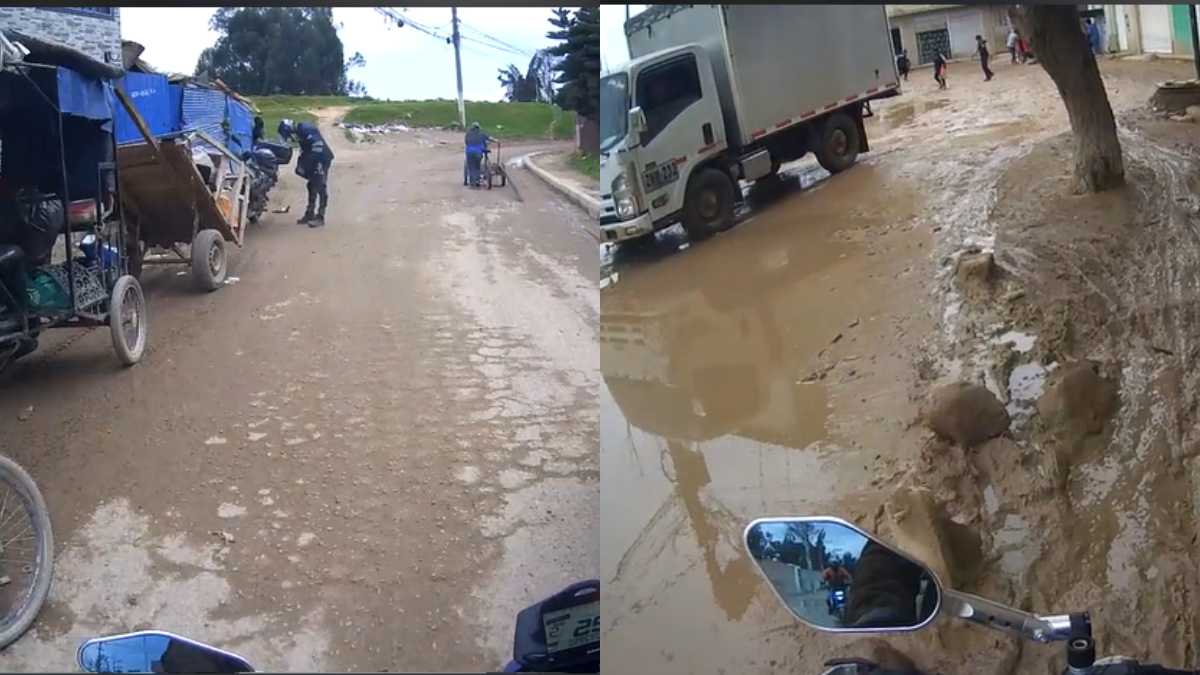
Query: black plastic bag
[{"left": 15, "top": 190, "right": 65, "bottom": 262}]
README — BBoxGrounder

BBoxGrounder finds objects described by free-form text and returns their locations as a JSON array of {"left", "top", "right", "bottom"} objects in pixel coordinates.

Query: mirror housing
[
  {"left": 628, "top": 106, "right": 647, "bottom": 135},
  {"left": 77, "top": 630, "right": 255, "bottom": 674},
  {"left": 744, "top": 516, "right": 943, "bottom": 633}
]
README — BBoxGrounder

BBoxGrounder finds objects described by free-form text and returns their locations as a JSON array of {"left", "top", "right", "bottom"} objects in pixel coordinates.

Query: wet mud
[{"left": 601, "top": 56, "right": 1200, "bottom": 674}]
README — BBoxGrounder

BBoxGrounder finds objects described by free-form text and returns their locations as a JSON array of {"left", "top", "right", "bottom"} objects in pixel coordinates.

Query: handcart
[{"left": 112, "top": 90, "right": 250, "bottom": 293}]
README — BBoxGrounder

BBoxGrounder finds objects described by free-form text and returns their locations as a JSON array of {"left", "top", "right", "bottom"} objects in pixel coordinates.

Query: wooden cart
[{"left": 112, "top": 89, "right": 249, "bottom": 292}]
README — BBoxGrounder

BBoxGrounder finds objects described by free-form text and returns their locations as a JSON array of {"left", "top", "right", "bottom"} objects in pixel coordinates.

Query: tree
[
  {"left": 546, "top": 7, "right": 600, "bottom": 119},
  {"left": 195, "top": 7, "right": 367, "bottom": 97},
  {"left": 1009, "top": 5, "right": 1123, "bottom": 193},
  {"left": 497, "top": 49, "right": 561, "bottom": 103}
]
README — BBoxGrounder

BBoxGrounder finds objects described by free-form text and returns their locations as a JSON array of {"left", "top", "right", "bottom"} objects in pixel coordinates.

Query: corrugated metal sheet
[
  {"left": 226, "top": 98, "right": 255, "bottom": 157},
  {"left": 181, "top": 85, "right": 228, "bottom": 152},
  {"left": 113, "top": 72, "right": 171, "bottom": 145}
]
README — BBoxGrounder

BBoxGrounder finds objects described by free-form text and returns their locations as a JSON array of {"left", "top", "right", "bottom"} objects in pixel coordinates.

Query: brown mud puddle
[{"left": 601, "top": 162, "right": 931, "bottom": 674}]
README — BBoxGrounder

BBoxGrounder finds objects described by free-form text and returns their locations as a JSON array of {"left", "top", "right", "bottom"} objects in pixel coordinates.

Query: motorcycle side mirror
[
  {"left": 77, "top": 630, "right": 255, "bottom": 674},
  {"left": 743, "top": 516, "right": 943, "bottom": 633}
]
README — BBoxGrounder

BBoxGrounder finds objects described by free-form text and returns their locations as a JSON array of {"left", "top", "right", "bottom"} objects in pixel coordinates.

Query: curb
[{"left": 523, "top": 152, "right": 601, "bottom": 222}]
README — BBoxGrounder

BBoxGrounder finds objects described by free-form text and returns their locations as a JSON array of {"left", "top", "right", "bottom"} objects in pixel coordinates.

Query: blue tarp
[
  {"left": 113, "top": 71, "right": 171, "bottom": 145},
  {"left": 226, "top": 97, "right": 254, "bottom": 157},
  {"left": 54, "top": 67, "right": 113, "bottom": 122}
]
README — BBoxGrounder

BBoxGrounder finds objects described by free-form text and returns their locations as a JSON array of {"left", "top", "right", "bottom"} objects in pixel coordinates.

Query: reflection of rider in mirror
[
  {"left": 844, "top": 541, "right": 937, "bottom": 628},
  {"left": 821, "top": 561, "right": 852, "bottom": 613}
]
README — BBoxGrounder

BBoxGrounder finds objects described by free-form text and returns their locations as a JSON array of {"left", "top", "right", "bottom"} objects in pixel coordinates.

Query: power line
[
  {"left": 458, "top": 22, "right": 537, "bottom": 58},
  {"left": 376, "top": 7, "right": 542, "bottom": 62}
]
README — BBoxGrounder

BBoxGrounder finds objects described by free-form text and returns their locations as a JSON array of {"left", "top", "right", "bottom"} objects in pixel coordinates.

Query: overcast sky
[
  {"left": 601, "top": 4, "right": 644, "bottom": 69},
  {"left": 121, "top": 7, "right": 559, "bottom": 101}
]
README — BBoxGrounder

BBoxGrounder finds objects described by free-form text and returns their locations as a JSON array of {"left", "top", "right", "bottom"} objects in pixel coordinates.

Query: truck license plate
[{"left": 642, "top": 162, "right": 679, "bottom": 193}]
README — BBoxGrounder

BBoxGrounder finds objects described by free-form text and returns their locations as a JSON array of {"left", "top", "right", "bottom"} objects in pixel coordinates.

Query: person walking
[
  {"left": 975, "top": 34, "right": 994, "bottom": 81},
  {"left": 896, "top": 50, "right": 910, "bottom": 81},
  {"left": 932, "top": 51, "right": 948, "bottom": 89},
  {"left": 1006, "top": 27, "right": 1019, "bottom": 64},
  {"left": 1085, "top": 18, "right": 1103, "bottom": 55}
]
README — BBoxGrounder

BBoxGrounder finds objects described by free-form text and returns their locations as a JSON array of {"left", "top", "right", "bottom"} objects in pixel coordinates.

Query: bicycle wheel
[{"left": 0, "top": 455, "right": 53, "bottom": 650}]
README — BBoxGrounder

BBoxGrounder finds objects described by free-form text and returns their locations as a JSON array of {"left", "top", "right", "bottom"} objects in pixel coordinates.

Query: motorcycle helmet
[{"left": 278, "top": 118, "right": 294, "bottom": 141}]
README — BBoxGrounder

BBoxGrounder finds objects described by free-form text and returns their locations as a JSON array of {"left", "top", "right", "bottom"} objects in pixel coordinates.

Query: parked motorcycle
[
  {"left": 240, "top": 140, "right": 292, "bottom": 225},
  {"left": 76, "top": 580, "right": 600, "bottom": 674},
  {"left": 743, "top": 515, "right": 1184, "bottom": 675}
]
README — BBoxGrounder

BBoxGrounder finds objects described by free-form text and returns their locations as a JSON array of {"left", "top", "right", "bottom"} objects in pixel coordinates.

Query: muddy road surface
[
  {"left": 601, "top": 57, "right": 1199, "bottom": 674},
  {"left": 0, "top": 117, "right": 598, "bottom": 671}
]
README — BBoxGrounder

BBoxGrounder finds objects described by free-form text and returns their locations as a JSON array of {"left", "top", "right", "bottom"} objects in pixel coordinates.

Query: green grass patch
[
  {"left": 566, "top": 153, "right": 599, "bottom": 181},
  {"left": 247, "top": 96, "right": 574, "bottom": 143},
  {"left": 250, "top": 95, "right": 353, "bottom": 136},
  {"left": 342, "top": 100, "right": 574, "bottom": 141}
]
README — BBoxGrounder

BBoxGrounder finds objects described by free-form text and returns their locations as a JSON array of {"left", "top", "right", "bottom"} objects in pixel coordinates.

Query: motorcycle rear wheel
[{"left": 0, "top": 455, "right": 53, "bottom": 650}]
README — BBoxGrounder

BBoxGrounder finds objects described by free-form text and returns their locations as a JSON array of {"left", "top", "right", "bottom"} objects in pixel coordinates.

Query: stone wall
[{"left": 0, "top": 7, "right": 122, "bottom": 64}]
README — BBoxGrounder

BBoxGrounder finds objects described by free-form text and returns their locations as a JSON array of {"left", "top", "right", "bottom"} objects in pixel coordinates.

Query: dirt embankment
[{"left": 920, "top": 104, "right": 1200, "bottom": 669}]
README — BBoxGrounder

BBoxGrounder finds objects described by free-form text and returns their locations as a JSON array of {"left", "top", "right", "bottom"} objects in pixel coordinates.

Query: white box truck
[{"left": 599, "top": 5, "right": 900, "bottom": 243}]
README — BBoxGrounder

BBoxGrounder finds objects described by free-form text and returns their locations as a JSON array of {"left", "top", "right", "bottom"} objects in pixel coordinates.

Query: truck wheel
[
  {"left": 815, "top": 112, "right": 861, "bottom": 174},
  {"left": 681, "top": 168, "right": 736, "bottom": 241}
]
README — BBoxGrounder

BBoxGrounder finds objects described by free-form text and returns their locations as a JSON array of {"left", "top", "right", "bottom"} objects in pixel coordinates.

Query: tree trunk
[{"left": 1009, "top": 5, "right": 1124, "bottom": 194}]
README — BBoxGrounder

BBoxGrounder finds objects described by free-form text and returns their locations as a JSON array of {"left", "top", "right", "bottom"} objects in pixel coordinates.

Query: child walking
[{"left": 932, "top": 51, "right": 947, "bottom": 89}]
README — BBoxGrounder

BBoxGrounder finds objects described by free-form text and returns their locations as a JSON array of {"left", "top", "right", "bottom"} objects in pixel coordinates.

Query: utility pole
[
  {"left": 450, "top": 7, "right": 466, "bottom": 128},
  {"left": 625, "top": 5, "right": 630, "bottom": 21},
  {"left": 1190, "top": 5, "right": 1200, "bottom": 80}
]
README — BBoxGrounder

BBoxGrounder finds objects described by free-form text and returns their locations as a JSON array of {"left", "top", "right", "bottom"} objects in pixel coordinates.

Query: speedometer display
[{"left": 542, "top": 600, "right": 600, "bottom": 654}]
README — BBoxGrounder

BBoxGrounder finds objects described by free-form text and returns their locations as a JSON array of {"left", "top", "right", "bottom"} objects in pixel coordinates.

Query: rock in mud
[
  {"left": 1037, "top": 361, "right": 1118, "bottom": 437},
  {"left": 954, "top": 251, "right": 996, "bottom": 289},
  {"left": 922, "top": 382, "right": 1010, "bottom": 447},
  {"left": 883, "top": 486, "right": 962, "bottom": 588}
]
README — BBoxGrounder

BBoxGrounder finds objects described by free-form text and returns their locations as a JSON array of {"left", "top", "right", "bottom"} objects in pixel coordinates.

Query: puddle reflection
[{"left": 601, "top": 163, "right": 903, "bottom": 673}]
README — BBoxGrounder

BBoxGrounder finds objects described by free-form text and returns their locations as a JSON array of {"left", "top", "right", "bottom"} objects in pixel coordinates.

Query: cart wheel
[
  {"left": 109, "top": 275, "right": 147, "bottom": 367},
  {"left": 486, "top": 165, "right": 494, "bottom": 190},
  {"left": 499, "top": 169, "right": 507, "bottom": 188},
  {"left": 191, "top": 229, "right": 227, "bottom": 292},
  {"left": 128, "top": 241, "right": 145, "bottom": 280}
]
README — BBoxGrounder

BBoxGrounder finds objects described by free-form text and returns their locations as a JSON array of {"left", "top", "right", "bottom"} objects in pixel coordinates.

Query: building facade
[
  {"left": 887, "top": 4, "right": 1200, "bottom": 61},
  {"left": 0, "top": 7, "right": 121, "bottom": 63},
  {"left": 886, "top": 5, "right": 1011, "bottom": 65}
]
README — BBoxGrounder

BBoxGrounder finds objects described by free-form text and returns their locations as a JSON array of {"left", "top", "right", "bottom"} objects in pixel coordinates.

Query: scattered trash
[
  {"left": 17, "top": 406, "right": 32, "bottom": 422},
  {"left": 337, "top": 122, "right": 412, "bottom": 136},
  {"left": 204, "top": 435, "right": 228, "bottom": 446},
  {"left": 270, "top": 205, "right": 291, "bottom": 214},
  {"left": 600, "top": 272, "right": 620, "bottom": 290},
  {"left": 223, "top": 276, "right": 240, "bottom": 286},
  {"left": 0, "top": 575, "right": 12, "bottom": 587},
  {"left": 210, "top": 530, "right": 236, "bottom": 544}
]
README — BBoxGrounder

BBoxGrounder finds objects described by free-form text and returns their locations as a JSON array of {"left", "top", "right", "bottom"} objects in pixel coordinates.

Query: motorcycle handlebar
[{"left": 1121, "top": 666, "right": 1196, "bottom": 675}]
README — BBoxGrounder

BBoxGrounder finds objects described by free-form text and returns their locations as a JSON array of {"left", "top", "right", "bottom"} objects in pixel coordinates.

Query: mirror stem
[{"left": 942, "top": 590, "right": 1073, "bottom": 643}]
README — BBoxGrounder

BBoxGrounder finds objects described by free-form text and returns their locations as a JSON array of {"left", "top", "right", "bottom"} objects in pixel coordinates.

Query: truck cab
[{"left": 600, "top": 45, "right": 726, "bottom": 244}]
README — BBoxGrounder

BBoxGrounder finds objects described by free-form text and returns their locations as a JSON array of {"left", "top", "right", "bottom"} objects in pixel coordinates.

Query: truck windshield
[{"left": 600, "top": 73, "right": 628, "bottom": 154}]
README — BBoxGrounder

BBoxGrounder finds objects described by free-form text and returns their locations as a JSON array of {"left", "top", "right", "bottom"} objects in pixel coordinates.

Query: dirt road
[
  {"left": 601, "top": 56, "right": 1200, "bottom": 674},
  {"left": 0, "top": 114, "right": 598, "bottom": 670}
]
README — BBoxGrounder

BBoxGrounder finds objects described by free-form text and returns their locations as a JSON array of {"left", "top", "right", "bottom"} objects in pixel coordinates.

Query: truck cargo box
[{"left": 626, "top": 5, "right": 898, "bottom": 148}]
